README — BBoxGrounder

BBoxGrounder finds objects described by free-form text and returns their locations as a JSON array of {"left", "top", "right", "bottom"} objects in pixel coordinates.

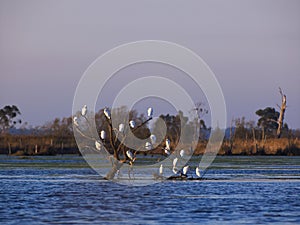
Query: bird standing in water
[
  {"left": 159, "top": 164, "right": 163, "bottom": 175},
  {"left": 81, "top": 105, "right": 87, "bottom": 116},
  {"left": 196, "top": 167, "right": 201, "bottom": 177}
]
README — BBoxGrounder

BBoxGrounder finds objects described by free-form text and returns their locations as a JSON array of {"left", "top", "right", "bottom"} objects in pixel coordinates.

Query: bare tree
[
  {"left": 191, "top": 102, "right": 208, "bottom": 140},
  {"left": 74, "top": 106, "right": 204, "bottom": 181},
  {"left": 276, "top": 87, "right": 287, "bottom": 138},
  {"left": 255, "top": 87, "right": 287, "bottom": 139},
  {"left": 74, "top": 106, "right": 153, "bottom": 180}
]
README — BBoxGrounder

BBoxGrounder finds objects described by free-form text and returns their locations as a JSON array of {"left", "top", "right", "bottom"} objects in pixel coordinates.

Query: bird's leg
[
  {"left": 128, "top": 165, "right": 132, "bottom": 179},
  {"left": 131, "top": 165, "right": 135, "bottom": 180},
  {"left": 128, "top": 164, "right": 134, "bottom": 180}
]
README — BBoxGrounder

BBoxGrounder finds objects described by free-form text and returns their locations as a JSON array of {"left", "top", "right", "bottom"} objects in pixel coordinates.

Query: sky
[{"left": 0, "top": 0, "right": 299, "bottom": 128}]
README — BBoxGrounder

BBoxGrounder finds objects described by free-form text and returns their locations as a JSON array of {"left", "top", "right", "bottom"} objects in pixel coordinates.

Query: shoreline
[{"left": 1, "top": 134, "right": 299, "bottom": 156}]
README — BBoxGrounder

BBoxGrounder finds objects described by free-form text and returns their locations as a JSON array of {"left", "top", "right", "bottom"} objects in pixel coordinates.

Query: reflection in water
[{"left": 0, "top": 156, "right": 299, "bottom": 224}]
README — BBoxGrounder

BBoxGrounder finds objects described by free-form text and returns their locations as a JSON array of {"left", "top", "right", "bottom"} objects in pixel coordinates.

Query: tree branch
[
  {"left": 132, "top": 117, "right": 152, "bottom": 133},
  {"left": 266, "top": 118, "right": 279, "bottom": 124}
]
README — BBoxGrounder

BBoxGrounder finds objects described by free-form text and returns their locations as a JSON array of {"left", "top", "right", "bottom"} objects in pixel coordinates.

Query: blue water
[{"left": 0, "top": 156, "right": 299, "bottom": 224}]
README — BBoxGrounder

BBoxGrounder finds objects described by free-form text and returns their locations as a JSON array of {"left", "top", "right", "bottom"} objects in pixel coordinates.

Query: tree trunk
[
  {"left": 8, "top": 142, "right": 11, "bottom": 155},
  {"left": 228, "top": 124, "right": 234, "bottom": 155},
  {"left": 252, "top": 128, "right": 257, "bottom": 154},
  {"left": 105, "top": 159, "right": 123, "bottom": 180},
  {"left": 261, "top": 126, "right": 265, "bottom": 141},
  {"left": 19, "top": 138, "right": 22, "bottom": 149},
  {"left": 277, "top": 88, "right": 286, "bottom": 138}
]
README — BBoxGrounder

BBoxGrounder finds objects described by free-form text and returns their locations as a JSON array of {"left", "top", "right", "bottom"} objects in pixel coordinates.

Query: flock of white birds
[
  {"left": 75, "top": 105, "right": 201, "bottom": 178},
  {"left": 159, "top": 150, "right": 201, "bottom": 178}
]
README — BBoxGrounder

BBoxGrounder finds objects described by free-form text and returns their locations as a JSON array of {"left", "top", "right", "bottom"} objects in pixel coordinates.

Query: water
[{"left": 0, "top": 155, "right": 299, "bottom": 224}]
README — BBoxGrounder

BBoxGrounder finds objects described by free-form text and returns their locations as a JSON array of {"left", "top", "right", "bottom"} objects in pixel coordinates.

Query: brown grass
[{"left": 0, "top": 134, "right": 299, "bottom": 156}]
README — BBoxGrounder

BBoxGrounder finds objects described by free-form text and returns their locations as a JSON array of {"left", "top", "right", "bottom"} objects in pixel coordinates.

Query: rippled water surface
[{"left": 0, "top": 155, "right": 299, "bottom": 224}]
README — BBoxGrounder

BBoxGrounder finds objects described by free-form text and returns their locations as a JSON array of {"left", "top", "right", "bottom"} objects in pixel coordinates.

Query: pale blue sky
[{"left": 0, "top": 0, "right": 299, "bottom": 128}]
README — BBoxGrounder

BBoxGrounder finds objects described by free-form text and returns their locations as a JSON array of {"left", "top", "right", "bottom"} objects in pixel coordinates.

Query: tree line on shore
[{"left": 0, "top": 103, "right": 299, "bottom": 156}]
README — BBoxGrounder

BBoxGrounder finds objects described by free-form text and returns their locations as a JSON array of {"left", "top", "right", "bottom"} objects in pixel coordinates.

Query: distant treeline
[
  {"left": 0, "top": 134, "right": 78, "bottom": 155},
  {"left": 1, "top": 135, "right": 299, "bottom": 156},
  {"left": 0, "top": 105, "right": 299, "bottom": 156}
]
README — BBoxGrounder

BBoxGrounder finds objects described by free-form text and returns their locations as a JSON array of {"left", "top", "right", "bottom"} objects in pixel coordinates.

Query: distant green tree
[
  {"left": 256, "top": 107, "right": 279, "bottom": 138},
  {"left": 152, "top": 113, "right": 181, "bottom": 146},
  {"left": 0, "top": 105, "right": 21, "bottom": 133},
  {"left": 234, "top": 117, "right": 255, "bottom": 140},
  {"left": 234, "top": 117, "right": 247, "bottom": 139},
  {"left": 151, "top": 110, "right": 196, "bottom": 146},
  {"left": 50, "top": 117, "right": 73, "bottom": 137}
]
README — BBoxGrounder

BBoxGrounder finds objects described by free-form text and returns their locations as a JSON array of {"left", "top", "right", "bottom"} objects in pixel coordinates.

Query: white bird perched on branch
[
  {"left": 180, "top": 149, "right": 185, "bottom": 158},
  {"left": 182, "top": 165, "right": 189, "bottom": 176},
  {"left": 172, "top": 157, "right": 178, "bottom": 174},
  {"left": 164, "top": 139, "right": 171, "bottom": 155},
  {"left": 129, "top": 120, "right": 135, "bottom": 128},
  {"left": 147, "top": 107, "right": 153, "bottom": 118},
  {"left": 196, "top": 167, "right": 201, "bottom": 177},
  {"left": 172, "top": 167, "right": 178, "bottom": 174},
  {"left": 173, "top": 157, "right": 178, "bottom": 168},
  {"left": 126, "top": 150, "right": 134, "bottom": 161},
  {"left": 145, "top": 142, "right": 152, "bottom": 150},
  {"left": 150, "top": 134, "right": 156, "bottom": 144},
  {"left": 73, "top": 117, "right": 79, "bottom": 127},
  {"left": 81, "top": 105, "right": 87, "bottom": 116},
  {"left": 164, "top": 149, "right": 170, "bottom": 155},
  {"left": 104, "top": 108, "right": 111, "bottom": 120},
  {"left": 159, "top": 164, "right": 163, "bottom": 175},
  {"left": 95, "top": 140, "right": 101, "bottom": 150},
  {"left": 100, "top": 130, "right": 106, "bottom": 139},
  {"left": 118, "top": 123, "right": 124, "bottom": 132},
  {"left": 165, "top": 139, "right": 170, "bottom": 150}
]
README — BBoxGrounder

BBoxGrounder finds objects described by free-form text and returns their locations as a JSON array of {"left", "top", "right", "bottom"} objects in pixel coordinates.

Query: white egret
[
  {"left": 145, "top": 142, "right": 152, "bottom": 150},
  {"left": 129, "top": 120, "right": 135, "bottom": 128},
  {"left": 81, "top": 105, "right": 87, "bottom": 116},
  {"left": 172, "top": 158, "right": 179, "bottom": 174},
  {"left": 172, "top": 167, "right": 178, "bottom": 174},
  {"left": 196, "top": 167, "right": 201, "bottom": 177},
  {"left": 104, "top": 108, "right": 111, "bottom": 120},
  {"left": 147, "top": 107, "right": 153, "bottom": 118},
  {"left": 164, "top": 149, "right": 170, "bottom": 155},
  {"left": 173, "top": 157, "right": 178, "bottom": 168},
  {"left": 73, "top": 117, "right": 79, "bottom": 127},
  {"left": 150, "top": 134, "right": 156, "bottom": 144},
  {"left": 100, "top": 130, "right": 106, "bottom": 139},
  {"left": 159, "top": 164, "right": 163, "bottom": 175},
  {"left": 165, "top": 139, "right": 170, "bottom": 150},
  {"left": 180, "top": 149, "right": 185, "bottom": 158},
  {"left": 95, "top": 140, "right": 101, "bottom": 150},
  {"left": 182, "top": 165, "right": 189, "bottom": 175},
  {"left": 126, "top": 150, "right": 134, "bottom": 161},
  {"left": 118, "top": 123, "right": 124, "bottom": 132}
]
